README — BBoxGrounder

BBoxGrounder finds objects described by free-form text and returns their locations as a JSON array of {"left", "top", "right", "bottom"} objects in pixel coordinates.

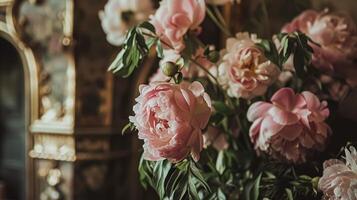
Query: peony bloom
[
  {"left": 149, "top": 48, "right": 214, "bottom": 82},
  {"left": 203, "top": 127, "right": 229, "bottom": 151},
  {"left": 319, "top": 75, "right": 350, "bottom": 101},
  {"left": 217, "top": 33, "right": 280, "bottom": 99},
  {"left": 247, "top": 88, "right": 331, "bottom": 163},
  {"left": 149, "top": 0, "right": 206, "bottom": 52},
  {"left": 99, "top": 0, "right": 153, "bottom": 46},
  {"left": 282, "top": 9, "right": 357, "bottom": 86},
  {"left": 129, "top": 81, "right": 212, "bottom": 162},
  {"left": 319, "top": 146, "right": 357, "bottom": 200},
  {"left": 207, "top": 0, "right": 241, "bottom": 5}
]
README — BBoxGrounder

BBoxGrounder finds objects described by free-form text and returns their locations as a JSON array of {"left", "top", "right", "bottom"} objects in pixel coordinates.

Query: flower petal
[
  {"left": 247, "top": 101, "right": 272, "bottom": 122},
  {"left": 271, "top": 88, "right": 296, "bottom": 110}
]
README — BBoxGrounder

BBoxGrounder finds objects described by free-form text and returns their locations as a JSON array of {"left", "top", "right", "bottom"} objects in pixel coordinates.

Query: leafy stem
[{"left": 206, "top": 6, "right": 232, "bottom": 37}]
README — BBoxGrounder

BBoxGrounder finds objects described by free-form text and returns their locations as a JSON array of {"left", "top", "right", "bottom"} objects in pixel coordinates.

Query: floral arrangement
[{"left": 100, "top": 0, "right": 357, "bottom": 199}]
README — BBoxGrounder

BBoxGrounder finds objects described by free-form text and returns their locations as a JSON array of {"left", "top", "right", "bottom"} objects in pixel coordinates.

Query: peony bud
[
  {"left": 207, "top": 51, "right": 220, "bottom": 63},
  {"left": 161, "top": 62, "right": 179, "bottom": 77}
]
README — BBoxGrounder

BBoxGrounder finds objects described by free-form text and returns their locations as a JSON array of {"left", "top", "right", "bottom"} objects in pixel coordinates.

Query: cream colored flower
[
  {"left": 218, "top": 33, "right": 280, "bottom": 99},
  {"left": 99, "top": 0, "right": 153, "bottom": 46},
  {"left": 319, "top": 146, "right": 357, "bottom": 200}
]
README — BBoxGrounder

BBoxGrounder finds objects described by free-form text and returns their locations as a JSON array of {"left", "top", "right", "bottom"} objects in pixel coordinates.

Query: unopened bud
[
  {"left": 207, "top": 51, "right": 220, "bottom": 63},
  {"left": 161, "top": 62, "right": 179, "bottom": 77}
]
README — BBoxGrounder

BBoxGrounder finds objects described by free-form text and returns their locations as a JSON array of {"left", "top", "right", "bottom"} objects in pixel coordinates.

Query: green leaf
[
  {"left": 264, "top": 171, "right": 276, "bottom": 179},
  {"left": 293, "top": 48, "right": 306, "bottom": 78},
  {"left": 258, "top": 39, "right": 271, "bottom": 52},
  {"left": 251, "top": 173, "right": 262, "bottom": 200},
  {"left": 153, "top": 160, "right": 172, "bottom": 199},
  {"left": 108, "top": 25, "right": 152, "bottom": 78},
  {"left": 188, "top": 176, "right": 200, "bottom": 200},
  {"left": 212, "top": 101, "right": 233, "bottom": 115},
  {"left": 243, "top": 173, "right": 262, "bottom": 200},
  {"left": 299, "top": 175, "right": 312, "bottom": 181},
  {"left": 167, "top": 169, "right": 184, "bottom": 194},
  {"left": 285, "top": 188, "right": 294, "bottom": 200},
  {"left": 217, "top": 188, "right": 226, "bottom": 200},
  {"left": 156, "top": 40, "right": 164, "bottom": 58},
  {"left": 121, "top": 122, "right": 135, "bottom": 135},
  {"left": 108, "top": 50, "right": 125, "bottom": 72},
  {"left": 190, "top": 161, "right": 211, "bottom": 193},
  {"left": 178, "top": 182, "right": 188, "bottom": 200},
  {"left": 139, "top": 21, "right": 156, "bottom": 33},
  {"left": 256, "top": 39, "right": 280, "bottom": 68},
  {"left": 138, "top": 154, "right": 154, "bottom": 189},
  {"left": 136, "top": 33, "right": 148, "bottom": 53},
  {"left": 146, "top": 37, "right": 158, "bottom": 49},
  {"left": 216, "top": 151, "right": 226, "bottom": 175}
]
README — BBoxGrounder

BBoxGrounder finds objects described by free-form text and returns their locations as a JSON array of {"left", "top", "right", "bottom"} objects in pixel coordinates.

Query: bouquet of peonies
[{"left": 101, "top": 0, "right": 357, "bottom": 199}]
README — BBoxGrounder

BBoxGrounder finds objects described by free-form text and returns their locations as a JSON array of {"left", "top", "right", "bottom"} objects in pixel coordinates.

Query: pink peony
[
  {"left": 318, "top": 146, "right": 357, "bottom": 200},
  {"left": 217, "top": 33, "right": 280, "bottom": 99},
  {"left": 149, "top": 48, "right": 214, "bottom": 82},
  {"left": 247, "top": 88, "right": 331, "bottom": 163},
  {"left": 282, "top": 9, "right": 357, "bottom": 86},
  {"left": 320, "top": 75, "right": 350, "bottom": 101},
  {"left": 149, "top": 0, "right": 206, "bottom": 52},
  {"left": 99, "top": 0, "right": 153, "bottom": 46},
  {"left": 129, "top": 81, "right": 212, "bottom": 162}
]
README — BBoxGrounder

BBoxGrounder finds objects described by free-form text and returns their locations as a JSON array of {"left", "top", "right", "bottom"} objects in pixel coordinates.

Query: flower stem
[
  {"left": 206, "top": 7, "right": 232, "bottom": 37},
  {"left": 213, "top": 6, "right": 228, "bottom": 27},
  {"left": 189, "top": 58, "right": 218, "bottom": 83}
]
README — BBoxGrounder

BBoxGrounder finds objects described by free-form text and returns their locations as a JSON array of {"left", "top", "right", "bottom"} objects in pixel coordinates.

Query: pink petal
[
  {"left": 271, "top": 88, "right": 297, "bottom": 110},
  {"left": 299, "top": 132, "right": 315, "bottom": 148},
  {"left": 191, "top": 0, "right": 206, "bottom": 29},
  {"left": 260, "top": 115, "right": 284, "bottom": 138},
  {"left": 171, "top": 13, "right": 192, "bottom": 28},
  {"left": 301, "top": 91, "right": 321, "bottom": 110},
  {"left": 188, "top": 81, "right": 205, "bottom": 97},
  {"left": 247, "top": 101, "right": 273, "bottom": 122},
  {"left": 189, "top": 129, "right": 203, "bottom": 162},
  {"left": 143, "top": 144, "right": 164, "bottom": 161},
  {"left": 279, "top": 123, "right": 303, "bottom": 141},
  {"left": 174, "top": 90, "right": 190, "bottom": 112},
  {"left": 249, "top": 117, "right": 263, "bottom": 143},
  {"left": 268, "top": 106, "right": 299, "bottom": 125}
]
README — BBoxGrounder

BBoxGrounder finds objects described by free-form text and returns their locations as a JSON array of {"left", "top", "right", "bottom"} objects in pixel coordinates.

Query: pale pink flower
[
  {"left": 247, "top": 88, "right": 331, "bottom": 163},
  {"left": 129, "top": 81, "right": 212, "bottom": 162},
  {"left": 320, "top": 75, "right": 350, "bottom": 101},
  {"left": 319, "top": 146, "right": 357, "bottom": 200},
  {"left": 149, "top": 48, "right": 214, "bottom": 82},
  {"left": 99, "top": 0, "right": 153, "bottom": 46},
  {"left": 149, "top": 0, "right": 206, "bottom": 52},
  {"left": 282, "top": 9, "right": 357, "bottom": 87},
  {"left": 203, "top": 127, "right": 229, "bottom": 151},
  {"left": 218, "top": 33, "right": 280, "bottom": 99},
  {"left": 282, "top": 10, "right": 319, "bottom": 34}
]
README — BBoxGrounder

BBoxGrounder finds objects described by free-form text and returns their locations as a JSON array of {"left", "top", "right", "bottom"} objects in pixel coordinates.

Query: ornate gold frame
[{"left": 0, "top": 1, "right": 39, "bottom": 199}]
